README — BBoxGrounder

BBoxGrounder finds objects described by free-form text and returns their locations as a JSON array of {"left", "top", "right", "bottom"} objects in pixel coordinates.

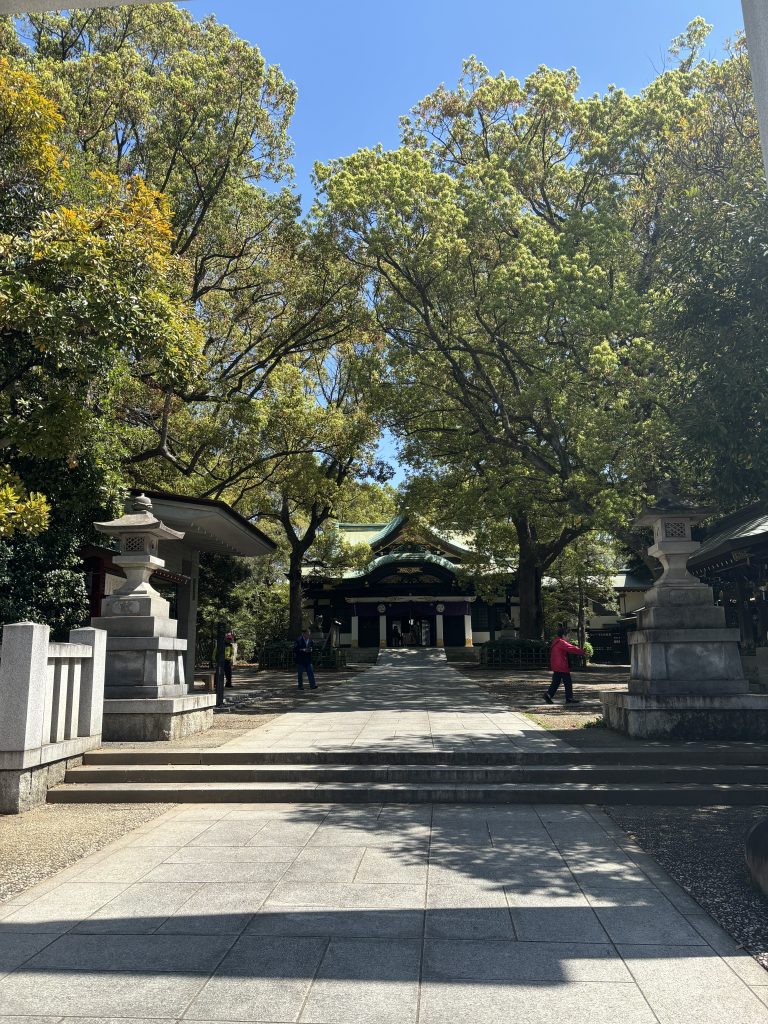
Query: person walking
[
  {"left": 294, "top": 628, "right": 317, "bottom": 690},
  {"left": 543, "top": 627, "right": 585, "bottom": 705},
  {"left": 223, "top": 632, "right": 236, "bottom": 687}
]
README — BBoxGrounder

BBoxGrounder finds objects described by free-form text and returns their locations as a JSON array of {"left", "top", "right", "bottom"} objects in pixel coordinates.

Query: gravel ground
[
  {"left": 464, "top": 663, "right": 640, "bottom": 745},
  {"left": 0, "top": 802, "right": 172, "bottom": 904},
  {"left": 466, "top": 662, "right": 628, "bottom": 706},
  {"left": 607, "top": 805, "right": 768, "bottom": 971}
]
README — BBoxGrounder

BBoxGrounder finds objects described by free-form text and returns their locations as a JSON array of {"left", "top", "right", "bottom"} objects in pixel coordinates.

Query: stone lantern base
[
  {"left": 601, "top": 691, "right": 768, "bottom": 741},
  {"left": 102, "top": 693, "right": 216, "bottom": 742},
  {"left": 601, "top": 498, "right": 768, "bottom": 741}
]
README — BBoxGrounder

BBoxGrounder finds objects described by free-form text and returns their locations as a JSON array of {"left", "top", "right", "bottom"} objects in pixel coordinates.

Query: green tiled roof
[{"left": 342, "top": 551, "right": 460, "bottom": 579}]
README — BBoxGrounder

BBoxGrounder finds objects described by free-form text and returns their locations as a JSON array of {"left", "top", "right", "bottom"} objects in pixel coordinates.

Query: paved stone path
[
  {"left": 223, "top": 649, "right": 569, "bottom": 753},
  {"left": 1, "top": 650, "right": 767, "bottom": 1022}
]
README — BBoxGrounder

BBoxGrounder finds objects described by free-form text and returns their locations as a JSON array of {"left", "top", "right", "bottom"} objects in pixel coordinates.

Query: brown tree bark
[
  {"left": 518, "top": 554, "right": 544, "bottom": 640},
  {"left": 287, "top": 551, "right": 306, "bottom": 639},
  {"left": 577, "top": 577, "right": 587, "bottom": 652},
  {"left": 513, "top": 510, "right": 590, "bottom": 640}
]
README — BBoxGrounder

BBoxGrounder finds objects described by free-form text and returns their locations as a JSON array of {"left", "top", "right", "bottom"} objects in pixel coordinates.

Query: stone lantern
[
  {"left": 601, "top": 498, "right": 768, "bottom": 739},
  {"left": 94, "top": 493, "right": 185, "bottom": 630},
  {"left": 92, "top": 494, "right": 189, "bottom": 702}
]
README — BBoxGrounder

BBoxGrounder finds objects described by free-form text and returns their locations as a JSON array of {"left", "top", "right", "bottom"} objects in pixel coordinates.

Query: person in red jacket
[{"left": 543, "top": 627, "right": 585, "bottom": 704}]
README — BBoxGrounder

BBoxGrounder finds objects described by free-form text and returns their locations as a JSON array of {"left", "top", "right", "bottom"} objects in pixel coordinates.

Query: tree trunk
[
  {"left": 287, "top": 552, "right": 305, "bottom": 639},
  {"left": 518, "top": 555, "right": 544, "bottom": 640},
  {"left": 514, "top": 512, "right": 545, "bottom": 640},
  {"left": 577, "top": 578, "right": 586, "bottom": 651}
]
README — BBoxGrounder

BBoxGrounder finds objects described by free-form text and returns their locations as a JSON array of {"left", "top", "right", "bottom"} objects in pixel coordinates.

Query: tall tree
[
  {"left": 317, "top": 59, "right": 656, "bottom": 635},
  {"left": 7, "top": 7, "right": 375, "bottom": 497},
  {"left": 629, "top": 23, "right": 768, "bottom": 507},
  {"left": 0, "top": 52, "right": 201, "bottom": 517},
  {"left": 229, "top": 344, "right": 390, "bottom": 638}
]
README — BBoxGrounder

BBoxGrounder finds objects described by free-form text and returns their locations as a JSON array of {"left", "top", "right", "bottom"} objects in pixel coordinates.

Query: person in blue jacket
[{"left": 294, "top": 628, "right": 317, "bottom": 690}]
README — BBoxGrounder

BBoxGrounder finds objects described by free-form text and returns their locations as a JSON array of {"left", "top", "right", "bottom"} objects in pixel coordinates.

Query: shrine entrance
[{"left": 389, "top": 614, "right": 436, "bottom": 648}]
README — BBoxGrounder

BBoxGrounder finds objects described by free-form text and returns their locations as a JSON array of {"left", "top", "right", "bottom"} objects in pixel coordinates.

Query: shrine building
[{"left": 303, "top": 516, "right": 514, "bottom": 649}]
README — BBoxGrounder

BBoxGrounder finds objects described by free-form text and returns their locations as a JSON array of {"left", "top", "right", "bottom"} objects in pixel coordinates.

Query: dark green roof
[
  {"left": 343, "top": 551, "right": 459, "bottom": 579},
  {"left": 689, "top": 505, "right": 768, "bottom": 569}
]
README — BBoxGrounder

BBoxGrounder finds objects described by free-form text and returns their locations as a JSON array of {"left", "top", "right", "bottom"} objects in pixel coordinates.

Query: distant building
[
  {"left": 303, "top": 515, "right": 644, "bottom": 654},
  {"left": 303, "top": 516, "right": 511, "bottom": 650}
]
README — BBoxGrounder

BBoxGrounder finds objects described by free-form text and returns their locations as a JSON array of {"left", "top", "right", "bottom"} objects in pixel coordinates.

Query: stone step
[
  {"left": 47, "top": 779, "right": 768, "bottom": 805},
  {"left": 84, "top": 745, "right": 768, "bottom": 767},
  {"left": 64, "top": 763, "right": 768, "bottom": 785}
]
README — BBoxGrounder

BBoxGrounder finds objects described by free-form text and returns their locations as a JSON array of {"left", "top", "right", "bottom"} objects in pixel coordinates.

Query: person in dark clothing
[
  {"left": 294, "top": 628, "right": 317, "bottom": 690},
  {"left": 543, "top": 627, "right": 585, "bottom": 705},
  {"left": 224, "top": 632, "right": 235, "bottom": 687}
]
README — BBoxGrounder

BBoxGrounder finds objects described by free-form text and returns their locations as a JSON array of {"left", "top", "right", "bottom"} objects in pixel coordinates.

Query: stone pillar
[
  {"left": 743, "top": 0, "right": 768, "bottom": 179},
  {"left": 379, "top": 610, "right": 387, "bottom": 649},
  {"left": 176, "top": 549, "right": 200, "bottom": 691},
  {"left": 601, "top": 500, "right": 768, "bottom": 739},
  {"left": 464, "top": 613, "right": 473, "bottom": 648},
  {"left": 351, "top": 615, "right": 359, "bottom": 648},
  {"left": 70, "top": 627, "right": 107, "bottom": 739},
  {"left": 435, "top": 613, "right": 445, "bottom": 648},
  {"left": 0, "top": 622, "right": 48, "bottom": 756}
]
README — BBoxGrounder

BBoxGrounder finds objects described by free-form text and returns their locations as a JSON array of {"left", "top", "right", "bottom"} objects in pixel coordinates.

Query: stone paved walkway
[
  {"left": 1, "top": 802, "right": 767, "bottom": 1022},
  {"left": 223, "top": 649, "right": 569, "bottom": 753},
  {"left": 1, "top": 650, "right": 767, "bottom": 1022}
]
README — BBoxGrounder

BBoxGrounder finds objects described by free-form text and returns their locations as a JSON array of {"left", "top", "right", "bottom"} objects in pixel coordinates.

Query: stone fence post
[
  {"left": 71, "top": 627, "right": 107, "bottom": 739},
  {"left": 0, "top": 622, "right": 49, "bottom": 756},
  {"left": 0, "top": 621, "right": 107, "bottom": 813}
]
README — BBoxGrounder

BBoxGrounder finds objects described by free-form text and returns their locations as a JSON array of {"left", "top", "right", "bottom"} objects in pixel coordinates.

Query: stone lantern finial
[{"left": 132, "top": 492, "right": 153, "bottom": 514}]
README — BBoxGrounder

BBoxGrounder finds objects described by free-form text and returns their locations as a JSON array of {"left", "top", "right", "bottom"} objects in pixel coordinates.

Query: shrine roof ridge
[
  {"left": 336, "top": 515, "right": 473, "bottom": 553},
  {"left": 342, "top": 550, "right": 461, "bottom": 579}
]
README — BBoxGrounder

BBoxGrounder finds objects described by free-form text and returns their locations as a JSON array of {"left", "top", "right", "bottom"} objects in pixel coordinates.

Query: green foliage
[
  {"left": 542, "top": 536, "right": 621, "bottom": 640},
  {"left": 5, "top": 8, "right": 378, "bottom": 499},
  {"left": 582, "top": 715, "right": 605, "bottom": 729},
  {"left": 629, "top": 29, "right": 768, "bottom": 506},
  {"left": 195, "top": 551, "right": 289, "bottom": 664},
  {"left": 218, "top": 344, "right": 389, "bottom": 636},
  {"left": 0, "top": 446, "right": 121, "bottom": 637},
  {"left": 0, "top": 466, "right": 49, "bottom": 538},
  {"left": 316, "top": 57, "right": 659, "bottom": 634},
  {"left": 0, "top": 53, "right": 201, "bottom": 563},
  {"left": 4, "top": 9, "right": 765, "bottom": 647}
]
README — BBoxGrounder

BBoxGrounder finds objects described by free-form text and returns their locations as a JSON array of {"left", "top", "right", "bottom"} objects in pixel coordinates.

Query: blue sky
[
  {"left": 188, "top": 0, "right": 744, "bottom": 207},
  {"left": 183, "top": 0, "right": 745, "bottom": 484}
]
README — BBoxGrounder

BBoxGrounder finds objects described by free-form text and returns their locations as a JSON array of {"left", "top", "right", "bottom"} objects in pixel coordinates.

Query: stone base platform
[
  {"left": 0, "top": 735, "right": 102, "bottom": 814},
  {"left": 102, "top": 694, "right": 216, "bottom": 742},
  {"left": 602, "top": 691, "right": 768, "bottom": 741}
]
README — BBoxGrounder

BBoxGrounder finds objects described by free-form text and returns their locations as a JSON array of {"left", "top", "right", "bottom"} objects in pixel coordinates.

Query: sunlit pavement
[{"left": 222, "top": 649, "right": 571, "bottom": 754}]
